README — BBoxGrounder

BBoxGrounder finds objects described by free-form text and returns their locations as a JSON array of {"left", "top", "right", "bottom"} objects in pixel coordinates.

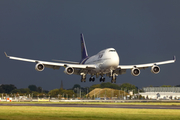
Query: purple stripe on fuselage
[{"left": 80, "top": 57, "right": 89, "bottom": 64}]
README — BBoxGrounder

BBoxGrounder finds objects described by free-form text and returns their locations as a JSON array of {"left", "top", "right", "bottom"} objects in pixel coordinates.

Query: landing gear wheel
[
  {"left": 89, "top": 78, "right": 91, "bottom": 82},
  {"left": 92, "top": 77, "right": 95, "bottom": 82},
  {"left": 100, "top": 77, "right": 105, "bottom": 82},
  {"left": 103, "top": 78, "right": 105, "bottom": 82},
  {"left": 89, "top": 77, "right": 95, "bottom": 82}
]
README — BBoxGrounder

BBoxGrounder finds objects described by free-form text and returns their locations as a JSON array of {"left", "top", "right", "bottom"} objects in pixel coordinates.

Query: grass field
[
  {"left": 1, "top": 101, "right": 180, "bottom": 106},
  {"left": 0, "top": 106, "right": 180, "bottom": 120}
]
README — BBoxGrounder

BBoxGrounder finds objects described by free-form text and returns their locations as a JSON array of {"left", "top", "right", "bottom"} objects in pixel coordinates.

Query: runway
[{"left": 0, "top": 104, "right": 180, "bottom": 109}]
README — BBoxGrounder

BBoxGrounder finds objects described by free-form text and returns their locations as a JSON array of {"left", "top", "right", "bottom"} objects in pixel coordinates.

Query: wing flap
[{"left": 52, "top": 59, "right": 79, "bottom": 64}]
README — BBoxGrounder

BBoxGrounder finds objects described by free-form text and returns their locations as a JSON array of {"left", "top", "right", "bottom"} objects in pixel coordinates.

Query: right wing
[
  {"left": 4, "top": 52, "right": 96, "bottom": 70},
  {"left": 118, "top": 56, "right": 176, "bottom": 69},
  {"left": 116, "top": 56, "right": 176, "bottom": 76}
]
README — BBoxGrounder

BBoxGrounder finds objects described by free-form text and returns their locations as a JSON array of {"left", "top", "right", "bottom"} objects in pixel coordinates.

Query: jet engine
[
  {"left": 35, "top": 63, "right": 44, "bottom": 71},
  {"left": 131, "top": 67, "right": 140, "bottom": 76},
  {"left": 64, "top": 67, "right": 74, "bottom": 75},
  {"left": 151, "top": 65, "right": 160, "bottom": 74}
]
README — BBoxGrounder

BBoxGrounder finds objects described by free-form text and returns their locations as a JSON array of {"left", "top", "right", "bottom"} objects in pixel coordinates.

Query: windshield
[{"left": 109, "top": 50, "right": 116, "bottom": 52}]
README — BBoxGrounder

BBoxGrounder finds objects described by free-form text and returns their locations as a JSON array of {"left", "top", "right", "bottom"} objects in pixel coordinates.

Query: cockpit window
[{"left": 109, "top": 50, "right": 116, "bottom": 52}]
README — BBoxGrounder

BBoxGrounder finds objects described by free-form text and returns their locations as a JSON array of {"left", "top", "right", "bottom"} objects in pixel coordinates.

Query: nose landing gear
[
  {"left": 111, "top": 73, "right": 117, "bottom": 83},
  {"left": 81, "top": 74, "right": 86, "bottom": 82}
]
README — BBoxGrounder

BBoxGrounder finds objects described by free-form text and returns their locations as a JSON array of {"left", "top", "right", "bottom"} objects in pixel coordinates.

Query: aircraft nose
[
  {"left": 112, "top": 54, "right": 119, "bottom": 66},
  {"left": 107, "top": 53, "right": 119, "bottom": 68}
]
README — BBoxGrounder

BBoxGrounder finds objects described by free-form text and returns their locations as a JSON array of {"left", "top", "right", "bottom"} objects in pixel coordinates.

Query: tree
[
  {"left": 62, "top": 89, "right": 75, "bottom": 98},
  {"left": 48, "top": 89, "right": 75, "bottom": 98},
  {"left": 72, "top": 84, "right": 81, "bottom": 90},
  {"left": 0, "top": 84, "right": 17, "bottom": 93},
  {"left": 120, "top": 83, "right": 137, "bottom": 92},
  {"left": 48, "top": 89, "right": 60, "bottom": 97},
  {"left": 11, "top": 89, "right": 21, "bottom": 94},
  {"left": 0, "top": 87, "right": 5, "bottom": 93},
  {"left": 72, "top": 84, "right": 81, "bottom": 94},
  {"left": 37, "top": 87, "right": 43, "bottom": 93},
  {"left": 32, "top": 91, "right": 39, "bottom": 97},
  {"left": 161, "top": 85, "right": 172, "bottom": 87},
  {"left": 28, "top": 85, "right": 37, "bottom": 91},
  {"left": 19, "top": 88, "right": 31, "bottom": 94}
]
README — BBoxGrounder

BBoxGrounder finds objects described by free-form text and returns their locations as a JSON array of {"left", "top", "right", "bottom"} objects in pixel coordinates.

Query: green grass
[
  {"left": 1, "top": 101, "right": 180, "bottom": 106},
  {"left": 0, "top": 106, "right": 180, "bottom": 120}
]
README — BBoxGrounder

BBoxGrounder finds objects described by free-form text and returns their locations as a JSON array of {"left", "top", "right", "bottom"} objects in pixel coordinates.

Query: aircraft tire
[
  {"left": 92, "top": 77, "right": 95, "bottom": 82},
  {"left": 103, "top": 78, "right": 105, "bottom": 82}
]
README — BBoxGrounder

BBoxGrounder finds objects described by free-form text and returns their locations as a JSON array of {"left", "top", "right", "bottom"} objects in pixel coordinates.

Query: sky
[{"left": 0, "top": 0, "right": 180, "bottom": 90}]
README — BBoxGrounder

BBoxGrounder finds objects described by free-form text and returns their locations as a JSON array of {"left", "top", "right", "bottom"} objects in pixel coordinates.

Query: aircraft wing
[
  {"left": 4, "top": 52, "right": 96, "bottom": 69},
  {"left": 118, "top": 56, "right": 176, "bottom": 69}
]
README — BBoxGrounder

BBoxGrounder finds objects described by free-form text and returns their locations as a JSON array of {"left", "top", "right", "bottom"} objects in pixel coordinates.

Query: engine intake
[
  {"left": 35, "top": 63, "right": 44, "bottom": 71},
  {"left": 64, "top": 67, "right": 74, "bottom": 75},
  {"left": 131, "top": 68, "right": 140, "bottom": 76},
  {"left": 151, "top": 65, "right": 160, "bottom": 74}
]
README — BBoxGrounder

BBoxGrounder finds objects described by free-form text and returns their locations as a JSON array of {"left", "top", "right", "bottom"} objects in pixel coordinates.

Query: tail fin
[{"left": 80, "top": 33, "right": 88, "bottom": 60}]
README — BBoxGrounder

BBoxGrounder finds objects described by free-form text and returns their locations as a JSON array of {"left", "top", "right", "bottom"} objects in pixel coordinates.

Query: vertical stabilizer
[{"left": 80, "top": 34, "right": 88, "bottom": 60}]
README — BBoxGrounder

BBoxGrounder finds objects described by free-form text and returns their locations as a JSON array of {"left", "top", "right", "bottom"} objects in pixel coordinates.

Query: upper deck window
[{"left": 109, "top": 50, "right": 116, "bottom": 52}]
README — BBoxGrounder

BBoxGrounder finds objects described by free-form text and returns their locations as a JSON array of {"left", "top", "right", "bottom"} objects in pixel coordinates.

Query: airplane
[{"left": 4, "top": 34, "right": 176, "bottom": 83}]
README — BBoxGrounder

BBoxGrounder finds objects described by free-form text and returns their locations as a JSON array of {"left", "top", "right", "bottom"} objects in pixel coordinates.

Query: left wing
[
  {"left": 118, "top": 56, "right": 176, "bottom": 69},
  {"left": 4, "top": 52, "right": 96, "bottom": 70}
]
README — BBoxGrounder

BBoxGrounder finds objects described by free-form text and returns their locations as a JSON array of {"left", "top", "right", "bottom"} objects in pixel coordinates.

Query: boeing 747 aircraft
[{"left": 5, "top": 34, "right": 176, "bottom": 83}]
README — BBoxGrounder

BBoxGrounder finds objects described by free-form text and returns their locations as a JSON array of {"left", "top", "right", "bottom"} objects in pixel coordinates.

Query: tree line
[{"left": 0, "top": 83, "right": 180, "bottom": 98}]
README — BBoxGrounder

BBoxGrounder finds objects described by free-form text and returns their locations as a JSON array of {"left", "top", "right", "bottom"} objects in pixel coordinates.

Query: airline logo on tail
[{"left": 80, "top": 34, "right": 88, "bottom": 63}]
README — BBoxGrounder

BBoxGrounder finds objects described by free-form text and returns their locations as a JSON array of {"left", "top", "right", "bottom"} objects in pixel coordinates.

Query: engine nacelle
[
  {"left": 35, "top": 63, "right": 44, "bottom": 71},
  {"left": 64, "top": 67, "right": 74, "bottom": 75},
  {"left": 151, "top": 65, "right": 160, "bottom": 74},
  {"left": 131, "top": 68, "right": 140, "bottom": 76}
]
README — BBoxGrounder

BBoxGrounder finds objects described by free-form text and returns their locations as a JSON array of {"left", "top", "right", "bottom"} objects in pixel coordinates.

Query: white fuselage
[{"left": 84, "top": 48, "right": 119, "bottom": 72}]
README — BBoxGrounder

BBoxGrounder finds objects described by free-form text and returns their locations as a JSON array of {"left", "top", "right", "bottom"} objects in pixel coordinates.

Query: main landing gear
[
  {"left": 81, "top": 76, "right": 115, "bottom": 83},
  {"left": 89, "top": 77, "right": 95, "bottom": 82},
  {"left": 89, "top": 76, "right": 105, "bottom": 82},
  {"left": 100, "top": 77, "right": 105, "bottom": 82},
  {"left": 80, "top": 71, "right": 116, "bottom": 83}
]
